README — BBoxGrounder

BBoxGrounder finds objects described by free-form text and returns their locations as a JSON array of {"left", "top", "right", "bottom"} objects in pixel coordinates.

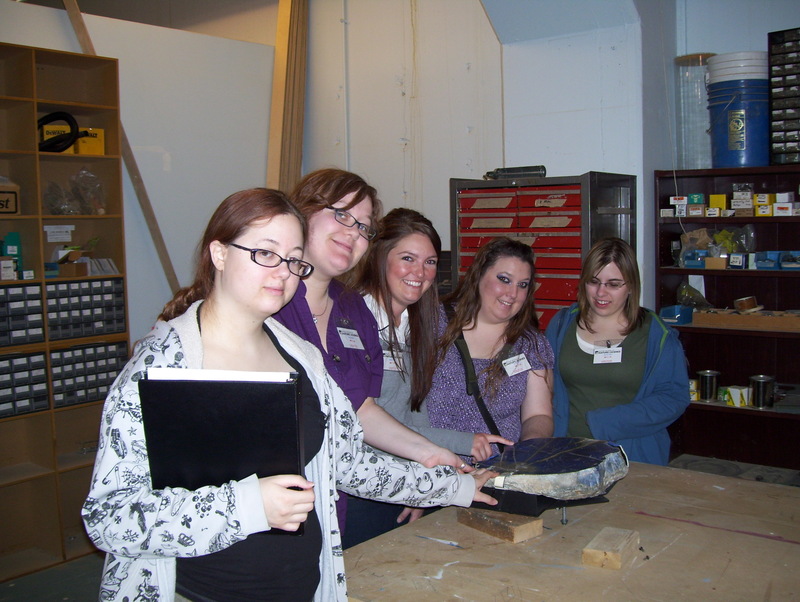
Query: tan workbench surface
[{"left": 344, "top": 462, "right": 799, "bottom": 600}]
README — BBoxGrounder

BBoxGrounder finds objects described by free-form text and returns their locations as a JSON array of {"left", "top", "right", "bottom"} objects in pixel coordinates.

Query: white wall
[
  {"left": 678, "top": 0, "right": 800, "bottom": 55},
  {"left": 0, "top": 1, "right": 273, "bottom": 340},
  {"left": 303, "top": 0, "right": 503, "bottom": 239},
  {"left": 502, "top": 25, "right": 643, "bottom": 179}
]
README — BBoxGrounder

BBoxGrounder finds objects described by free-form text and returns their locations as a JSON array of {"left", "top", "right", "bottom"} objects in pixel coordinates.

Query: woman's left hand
[
  {"left": 470, "top": 468, "right": 499, "bottom": 506},
  {"left": 396, "top": 506, "right": 425, "bottom": 524}
]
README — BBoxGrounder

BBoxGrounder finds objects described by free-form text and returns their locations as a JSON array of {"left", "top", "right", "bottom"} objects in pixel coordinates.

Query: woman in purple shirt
[
  {"left": 425, "top": 237, "right": 555, "bottom": 455},
  {"left": 275, "top": 169, "right": 472, "bottom": 531}
]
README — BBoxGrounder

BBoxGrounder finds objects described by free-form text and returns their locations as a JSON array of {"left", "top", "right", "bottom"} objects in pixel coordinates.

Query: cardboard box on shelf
[
  {"left": 705, "top": 256, "right": 728, "bottom": 269},
  {"left": 0, "top": 179, "right": 20, "bottom": 214},
  {"left": 57, "top": 249, "right": 92, "bottom": 277},
  {"left": 724, "top": 386, "right": 751, "bottom": 407},
  {"left": 774, "top": 202, "right": 800, "bottom": 215},
  {"left": 729, "top": 253, "right": 746, "bottom": 269},
  {"left": 1, "top": 256, "right": 17, "bottom": 280}
]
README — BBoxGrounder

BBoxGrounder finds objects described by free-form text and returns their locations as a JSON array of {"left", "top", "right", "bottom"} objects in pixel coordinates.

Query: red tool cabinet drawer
[
  {"left": 533, "top": 270, "right": 580, "bottom": 300},
  {"left": 459, "top": 215, "right": 517, "bottom": 230},
  {"left": 533, "top": 251, "right": 582, "bottom": 270},
  {"left": 517, "top": 211, "right": 581, "bottom": 229},
  {"left": 514, "top": 231, "right": 582, "bottom": 249},
  {"left": 457, "top": 189, "right": 518, "bottom": 213},
  {"left": 517, "top": 185, "right": 581, "bottom": 209}
]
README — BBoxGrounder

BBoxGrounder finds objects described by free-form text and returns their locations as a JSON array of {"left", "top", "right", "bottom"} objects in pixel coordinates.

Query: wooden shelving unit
[
  {"left": 654, "top": 166, "right": 800, "bottom": 469},
  {"left": 0, "top": 42, "right": 128, "bottom": 581}
]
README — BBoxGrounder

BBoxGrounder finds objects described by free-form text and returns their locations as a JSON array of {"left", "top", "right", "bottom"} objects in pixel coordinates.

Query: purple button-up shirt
[{"left": 275, "top": 279, "right": 382, "bottom": 411}]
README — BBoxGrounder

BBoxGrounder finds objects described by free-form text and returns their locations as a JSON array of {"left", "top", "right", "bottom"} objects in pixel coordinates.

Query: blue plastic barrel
[{"left": 707, "top": 79, "right": 769, "bottom": 168}]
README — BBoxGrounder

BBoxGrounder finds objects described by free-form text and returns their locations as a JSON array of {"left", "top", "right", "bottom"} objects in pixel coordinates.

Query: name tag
[
  {"left": 383, "top": 350, "right": 401, "bottom": 371},
  {"left": 502, "top": 353, "right": 531, "bottom": 376},
  {"left": 337, "top": 326, "right": 365, "bottom": 350},
  {"left": 593, "top": 347, "right": 622, "bottom": 364}
]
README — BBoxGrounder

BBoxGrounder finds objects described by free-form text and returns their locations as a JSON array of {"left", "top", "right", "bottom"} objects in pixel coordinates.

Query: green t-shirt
[{"left": 559, "top": 313, "right": 651, "bottom": 438}]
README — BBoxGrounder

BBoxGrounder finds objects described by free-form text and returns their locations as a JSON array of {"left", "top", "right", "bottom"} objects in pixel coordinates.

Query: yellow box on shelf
[
  {"left": 76, "top": 127, "right": 105, "bottom": 155},
  {"left": 40, "top": 124, "right": 75, "bottom": 154},
  {"left": 709, "top": 194, "right": 727, "bottom": 209}
]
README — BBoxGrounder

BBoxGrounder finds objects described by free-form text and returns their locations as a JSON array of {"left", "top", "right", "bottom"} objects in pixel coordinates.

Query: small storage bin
[{"left": 754, "top": 251, "right": 782, "bottom": 270}]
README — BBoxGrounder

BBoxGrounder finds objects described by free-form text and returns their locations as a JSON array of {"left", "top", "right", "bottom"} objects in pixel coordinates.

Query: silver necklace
[{"left": 311, "top": 294, "right": 330, "bottom": 324}]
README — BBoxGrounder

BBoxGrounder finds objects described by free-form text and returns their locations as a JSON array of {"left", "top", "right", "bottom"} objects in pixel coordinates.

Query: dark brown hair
[
  {"left": 159, "top": 188, "right": 305, "bottom": 321},
  {"left": 349, "top": 208, "right": 442, "bottom": 411},
  {"left": 577, "top": 237, "right": 644, "bottom": 335},
  {"left": 436, "top": 237, "right": 542, "bottom": 400},
  {"left": 289, "top": 168, "right": 383, "bottom": 224}
]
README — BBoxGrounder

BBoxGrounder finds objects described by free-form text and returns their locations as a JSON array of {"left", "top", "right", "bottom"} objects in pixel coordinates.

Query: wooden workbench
[{"left": 344, "top": 462, "right": 799, "bottom": 600}]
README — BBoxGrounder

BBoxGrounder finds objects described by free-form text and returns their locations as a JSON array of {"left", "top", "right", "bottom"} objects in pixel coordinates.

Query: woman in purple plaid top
[{"left": 424, "top": 237, "right": 555, "bottom": 459}]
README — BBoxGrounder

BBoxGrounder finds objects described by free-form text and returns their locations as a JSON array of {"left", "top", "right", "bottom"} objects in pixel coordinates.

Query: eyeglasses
[
  {"left": 228, "top": 243, "right": 314, "bottom": 278},
  {"left": 326, "top": 206, "right": 377, "bottom": 241},
  {"left": 587, "top": 278, "right": 626, "bottom": 290}
]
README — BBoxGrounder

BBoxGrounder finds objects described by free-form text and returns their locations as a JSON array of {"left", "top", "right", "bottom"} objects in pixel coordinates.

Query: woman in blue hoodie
[{"left": 545, "top": 238, "right": 689, "bottom": 465}]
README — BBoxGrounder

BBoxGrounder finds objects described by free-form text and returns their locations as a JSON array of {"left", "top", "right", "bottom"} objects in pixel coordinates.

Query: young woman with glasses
[
  {"left": 544, "top": 237, "right": 690, "bottom": 465},
  {"left": 274, "top": 169, "right": 474, "bottom": 536},
  {"left": 83, "top": 188, "right": 495, "bottom": 602}
]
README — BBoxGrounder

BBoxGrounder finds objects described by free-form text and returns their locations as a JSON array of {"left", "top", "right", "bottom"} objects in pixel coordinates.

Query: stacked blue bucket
[{"left": 706, "top": 51, "right": 769, "bottom": 168}]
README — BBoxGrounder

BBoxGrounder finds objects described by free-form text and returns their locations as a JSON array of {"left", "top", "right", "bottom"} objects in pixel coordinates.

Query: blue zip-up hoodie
[{"left": 545, "top": 304, "right": 690, "bottom": 465}]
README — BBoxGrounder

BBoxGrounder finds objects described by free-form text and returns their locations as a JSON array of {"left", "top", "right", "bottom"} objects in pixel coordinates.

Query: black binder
[{"left": 138, "top": 369, "right": 303, "bottom": 491}]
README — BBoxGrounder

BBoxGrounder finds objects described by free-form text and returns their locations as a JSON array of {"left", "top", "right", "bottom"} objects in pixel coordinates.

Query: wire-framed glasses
[
  {"left": 325, "top": 206, "right": 377, "bottom": 241},
  {"left": 586, "top": 278, "right": 626, "bottom": 290},
  {"left": 228, "top": 243, "right": 314, "bottom": 277}
]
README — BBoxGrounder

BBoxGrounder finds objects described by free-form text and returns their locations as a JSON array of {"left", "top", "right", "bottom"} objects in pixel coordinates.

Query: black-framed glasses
[
  {"left": 228, "top": 243, "right": 314, "bottom": 278},
  {"left": 587, "top": 278, "right": 626, "bottom": 290},
  {"left": 325, "top": 206, "right": 377, "bottom": 241}
]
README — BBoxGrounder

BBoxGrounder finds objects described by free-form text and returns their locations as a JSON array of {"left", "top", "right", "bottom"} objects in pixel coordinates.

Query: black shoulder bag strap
[{"left": 446, "top": 304, "right": 509, "bottom": 452}]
